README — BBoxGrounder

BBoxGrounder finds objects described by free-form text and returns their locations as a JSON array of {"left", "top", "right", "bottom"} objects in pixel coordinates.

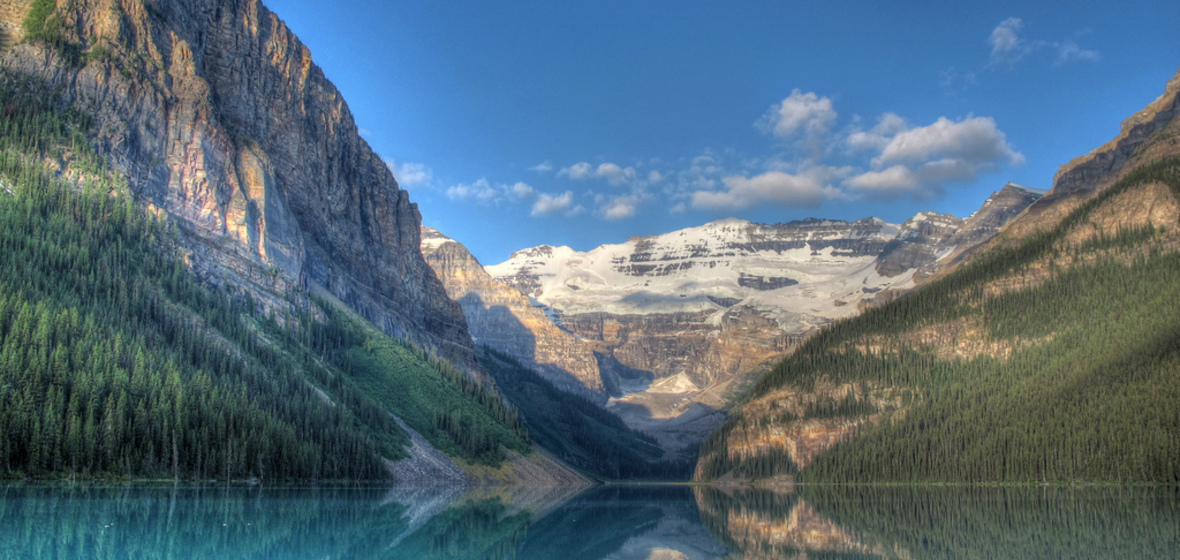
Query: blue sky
[{"left": 264, "top": 0, "right": 1178, "bottom": 265}]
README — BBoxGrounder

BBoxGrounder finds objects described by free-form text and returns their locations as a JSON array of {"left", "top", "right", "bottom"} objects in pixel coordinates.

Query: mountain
[
  {"left": 0, "top": 0, "right": 586, "bottom": 484},
  {"left": 695, "top": 68, "right": 1180, "bottom": 484},
  {"left": 422, "top": 191, "right": 1036, "bottom": 456},
  {"left": 421, "top": 227, "right": 604, "bottom": 397},
  {"left": 0, "top": 0, "right": 470, "bottom": 362}
]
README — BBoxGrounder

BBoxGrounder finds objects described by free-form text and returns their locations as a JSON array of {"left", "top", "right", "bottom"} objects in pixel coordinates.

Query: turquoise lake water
[{"left": 1, "top": 483, "right": 1177, "bottom": 559}]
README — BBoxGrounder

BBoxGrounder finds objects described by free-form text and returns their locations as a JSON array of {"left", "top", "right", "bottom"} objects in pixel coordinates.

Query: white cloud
[
  {"left": 511, "top": 182, "right": 534, "bottom": 198},
  {"left": 384, "top": 159, "right": 434, "bottom": 189},
  {"left": 559, "top": 161, "right": 638, "bottom": 185},
  {"left": 873, "top": 116, "right": 1022, "bottom": 168},
  {"left": 1055, "top": 40, "right": 1100, "bottom": 64},
  {"left": 648, "top": 170, "right": 664, "bottom": 183},
  {"left": 843, "top": 115, "right": 1024, "bottom": 198},
  {"left": 600, "top": 195, "right": 639, "bottom": 220},
  {"left": 447, "top": 179, "right": 538, "bottom": 205},
  {"left": 758, "top": 89, "right": 837, "bottom": 141},
  {"left": 691, "top": 169, "right": 841, "bottom": 211},
  {"left": 559, "top": 162, "right": 595, "bottom": 180},
  {"left": 529, "top": 161, "right": 555, "bottom": 173},
  {"left": 845, "top": 165, "right": 918, "bottom": 194},
  {"left": 596, "top": 163, "right": 637, "bottom": 186},
  {"left": 846, "top": 113, "right": 908, "bottom": 153},
  {"left": 686, "top": 103, "right": 1022, "bottom": 208},
  {"left": 988, "top": 17, "right": 1099, "bottom": 68},
  {"left": 531, "top": 191, "right": 575, "bottom": 216},
  {"left": 988, "top": 17, "right": 1026, "bottom": 66},
  {"left": 446, "top": 178, "right": 499, "bottom": 203}
]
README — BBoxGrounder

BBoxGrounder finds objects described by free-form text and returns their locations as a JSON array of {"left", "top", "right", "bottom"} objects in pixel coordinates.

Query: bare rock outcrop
[
  {"left": 420, "top": 227, "right": 605, "bottom": 397},
  {"left": 0, "top": 0, "right": 473, "bottom": 360},
  {"left": 999, "top": 68, "right": 1180, "bottom": 244}
]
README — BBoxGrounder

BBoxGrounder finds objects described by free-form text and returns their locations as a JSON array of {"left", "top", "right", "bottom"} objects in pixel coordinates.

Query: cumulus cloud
[
  {"left": 558, "top": 161, "right": 638, "bottom": 185},
  {"left": 446, "top": 178, "right": 499, "bottom": 203},
  {"left": 447, "top": 179, "right": 538, "bottom": 205},
  {"left": 531, "top": 191, "right": 576, "bottom": 216},
  {"left": 1055, "top": 40, "right": 1100, "bottom": 64},
  {"left": 686, "top": 95, "right": 1023, "bottom": 209},
  {"left": 600, "top": 195, "right": 639, "bottom": 220},
  {"left": 597, "top": 162, "right": 638, "bottom": 186},
  {"left": 872, "top": 116, "right": 1023, "bottom": 168},
  {"left": 511, "top": 182, "right": 534, "bottom": 198},
  {"left": 843, "top": 115, "right": 1024, "bottom": 198},
  {"left": 691, "top": 169, "right": 841, "bottom": 211},
  {"left": 529, "top": 161, "right": 555, "bottom": 173},
  {"left": 846, "top": 113, "right": 908, "bottom": 153},
  {"left": 988, "top": 17, "right": 1026, "bottom": 66},
  {"left": 759, "top": 89, "right": 837, "bottom": 140},
  {"left": 988, "top": 17, "right": 1099, "bottom": 68},
  {"left": 558, "top": 162, "right": 595, "bottom": 180},
  {"left": 384, "top": 159, "right": 434, "bottom": 189}
]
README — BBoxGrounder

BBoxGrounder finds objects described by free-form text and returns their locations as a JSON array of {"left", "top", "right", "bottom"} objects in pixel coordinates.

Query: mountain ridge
[{"left": 694, "top": 67, "right": 1180, "bottom": 484}]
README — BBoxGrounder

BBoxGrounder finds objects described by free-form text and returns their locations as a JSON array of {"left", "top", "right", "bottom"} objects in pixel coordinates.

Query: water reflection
[
  {"left": 695, "top": 485, "right": 1180, "bottom": 559},
  {"left": 0, "top": 483, "right": 1176, "bottom": 559}
]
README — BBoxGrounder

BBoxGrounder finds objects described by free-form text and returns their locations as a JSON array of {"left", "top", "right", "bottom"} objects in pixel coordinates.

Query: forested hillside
[
  {"left": 697, "top": 79, "right": 1180, "bottom": 484},
  {"left": 0, "top": 71, "right": 529, "bottom": 481}
]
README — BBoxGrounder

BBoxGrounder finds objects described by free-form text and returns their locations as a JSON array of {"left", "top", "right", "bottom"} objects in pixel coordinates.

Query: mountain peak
[{"left": 1002, "top": 183, "right": 1048, "bottom": 196}]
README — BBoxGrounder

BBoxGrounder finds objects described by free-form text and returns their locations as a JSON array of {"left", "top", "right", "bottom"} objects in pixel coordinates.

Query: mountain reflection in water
[{"left": 0, "top": 483, "right": 1176, "bottom": 559}]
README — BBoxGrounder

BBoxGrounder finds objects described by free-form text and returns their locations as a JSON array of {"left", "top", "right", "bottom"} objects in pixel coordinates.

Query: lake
[{"left": 1, "top": 483, "right": 1177, "bottom": 559}]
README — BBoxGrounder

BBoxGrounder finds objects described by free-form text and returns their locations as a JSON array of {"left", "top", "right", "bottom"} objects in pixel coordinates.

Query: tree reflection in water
[{"left": 1, "top": 483, "right": 1176, "bottom": 559}]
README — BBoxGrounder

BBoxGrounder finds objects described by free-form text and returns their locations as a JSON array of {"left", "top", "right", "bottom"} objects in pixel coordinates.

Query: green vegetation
[
  {"left": 21, "top": 0, "right": 82, "bottom": 67},
  {"left": 479, "top": 347, "right": 688, "bottom": 479},
  {"left": 0, "top": 70, "right": 528, "bottom": 480},
  {"left": 700, "top": 157, "right": 1180, "bottom": 483},
  {"left": 300, "top": 309, "right": 530, "bottom": 466},
  {"left": 696, "top": 440, "right": 796, "bottom": 481},
  {"left": 20, "top": 0, "right": 57, "bottom": 41}
]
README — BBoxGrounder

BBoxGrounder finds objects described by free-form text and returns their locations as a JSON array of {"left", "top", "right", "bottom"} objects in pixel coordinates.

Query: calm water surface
[{"left": 1, "top": 483, "right": 1177, "bottom": 559}]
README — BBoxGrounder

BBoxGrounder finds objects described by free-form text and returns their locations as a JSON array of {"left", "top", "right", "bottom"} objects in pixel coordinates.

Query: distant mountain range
[{"left": 423, "top": 184, "right": 1040, "bottom": 456}]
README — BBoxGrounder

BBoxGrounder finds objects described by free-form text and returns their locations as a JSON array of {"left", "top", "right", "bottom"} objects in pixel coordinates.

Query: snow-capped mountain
[
  {"left": 489, "top": 216, "right": 912, "bottom": 324},
  {"left": 427, "top": 184, "right": 1039, "bottom": 456}
]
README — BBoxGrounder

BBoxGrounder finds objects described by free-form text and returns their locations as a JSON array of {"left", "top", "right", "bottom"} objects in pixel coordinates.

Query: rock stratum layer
[{"left": 0, "top": 0, "right": 472, "bottom": 361}]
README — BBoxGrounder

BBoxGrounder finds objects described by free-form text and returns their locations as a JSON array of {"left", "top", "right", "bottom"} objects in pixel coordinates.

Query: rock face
[
  {"left": 420, "top": 227, "right": 605, "bottom": 397},
  {"left": 0, "top": 0, "right": 472, "bottom": 360},
  {"left": 481, "top": 202, "right": 1034, "bottom": 454},
  {"left": 998, "top": 68, "right": 1180, "bottom": 244}
]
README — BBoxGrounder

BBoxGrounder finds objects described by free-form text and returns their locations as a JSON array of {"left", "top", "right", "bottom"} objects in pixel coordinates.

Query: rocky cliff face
[
  {"left": 0, "top": 0, "right": 472, "bottom": 360},
  {"left": 420, "top": 227, "right": 604, "bottom": 397},
  {"left": 998, "top": 68, "right": 1180, "bottom": 244}
]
